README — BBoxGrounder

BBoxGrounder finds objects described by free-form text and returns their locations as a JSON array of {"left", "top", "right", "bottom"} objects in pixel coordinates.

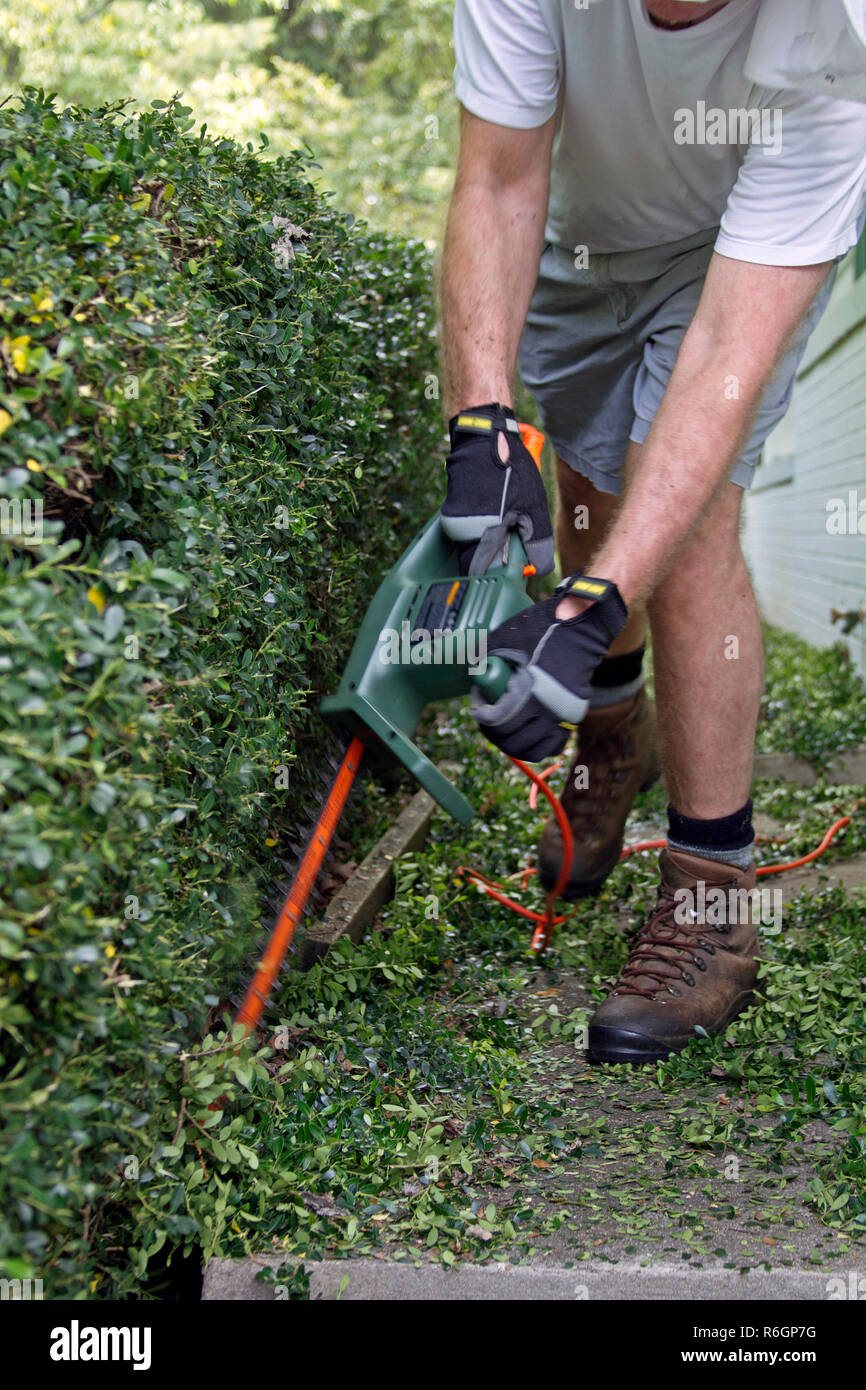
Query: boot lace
[{"left": 611, "top": 878, "right": 737, "bottom": 999}]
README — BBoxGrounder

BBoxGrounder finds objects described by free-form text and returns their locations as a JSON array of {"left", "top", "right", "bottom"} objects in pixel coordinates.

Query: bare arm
[
  {"left": 582, "top": 252, "right": 833, "bottom": 609},
  {"left": 441, "top": 106, "right": 556, "bottom": 416}
]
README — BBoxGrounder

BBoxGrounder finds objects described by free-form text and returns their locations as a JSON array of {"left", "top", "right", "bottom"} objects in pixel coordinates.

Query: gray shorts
[{"left": 518, "top": 228, "right": 837, "bottom": 494}]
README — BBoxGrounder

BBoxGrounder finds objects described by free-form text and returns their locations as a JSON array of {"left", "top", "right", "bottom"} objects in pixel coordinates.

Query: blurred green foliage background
[{"left": 2, "top": 0, "right": 458, "bottom": 243}]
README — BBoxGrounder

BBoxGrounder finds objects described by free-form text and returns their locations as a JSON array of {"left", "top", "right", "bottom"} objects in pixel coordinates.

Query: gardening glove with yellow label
[
  {"left": 441, "top": 403, "right": 554, "bottom": 578},
  {"left": 471, "top": 572, "right": 628, "bottom": 762}
]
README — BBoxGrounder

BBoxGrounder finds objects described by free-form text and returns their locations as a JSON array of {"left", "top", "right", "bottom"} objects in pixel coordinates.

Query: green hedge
[{"left": 0, "top": 91, "right": 442, "bottom": 1296}]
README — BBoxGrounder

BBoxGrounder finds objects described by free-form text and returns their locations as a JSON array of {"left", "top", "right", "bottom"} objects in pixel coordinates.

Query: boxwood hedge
[{"left": 0, "top": 90, "right": 442, "bottom": 1296}]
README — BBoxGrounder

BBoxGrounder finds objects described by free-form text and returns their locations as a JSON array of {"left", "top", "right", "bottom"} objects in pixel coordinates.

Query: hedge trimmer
[{"left": 233, "top": 424, "right": 574, "bottom": 1031}]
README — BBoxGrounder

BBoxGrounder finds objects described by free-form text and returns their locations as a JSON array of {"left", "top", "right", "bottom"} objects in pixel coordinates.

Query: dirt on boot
[{"left": 538, "top": 686, "right": 660, "bottom": 899}]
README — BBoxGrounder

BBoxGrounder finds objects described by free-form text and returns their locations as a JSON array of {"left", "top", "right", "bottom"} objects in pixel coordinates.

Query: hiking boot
[
  {"left": 538, "top": 686, "right": 660, "bottom": 899},
  {"left": 587, "top": 849, "right": 760, "bottom": 1064}
]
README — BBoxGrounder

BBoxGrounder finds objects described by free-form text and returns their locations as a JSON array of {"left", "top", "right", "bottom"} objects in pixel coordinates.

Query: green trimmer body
[{"left": 320, "top": 509, "right": 533, "bottom": 824}]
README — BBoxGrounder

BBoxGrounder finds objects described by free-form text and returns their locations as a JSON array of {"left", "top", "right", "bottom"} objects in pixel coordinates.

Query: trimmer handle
[
  {"left": 471, "top": 655, "right": 513, "bottom": 703},
  {"left": 469, "top": 419, "right": 544, "bottom": 705}
]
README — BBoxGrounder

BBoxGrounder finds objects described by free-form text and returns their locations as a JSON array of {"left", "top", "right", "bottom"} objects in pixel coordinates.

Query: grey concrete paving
[
  {"left": 203, "top": 1254, "right": 862, "bottom": 1300},
  {"left": 753, "top": 748, "right": 866, "bottom": 787}
]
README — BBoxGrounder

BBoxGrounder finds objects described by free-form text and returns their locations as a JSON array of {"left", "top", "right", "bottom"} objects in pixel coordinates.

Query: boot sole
[
  {"left": 586, "top": 989, "right": 755, "bottom": 1066},
  {"left": 538, "top": 768, "right": 662, "bottom": 901}
]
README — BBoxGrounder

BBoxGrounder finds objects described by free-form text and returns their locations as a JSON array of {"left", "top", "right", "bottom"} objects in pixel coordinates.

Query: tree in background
[{"left": 2, "top": 0, "right": 457, "bottom": 242}]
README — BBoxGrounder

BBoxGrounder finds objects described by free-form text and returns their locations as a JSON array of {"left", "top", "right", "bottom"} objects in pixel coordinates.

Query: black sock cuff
[
  {"left": 667, "top": 800, "right": 755, "bottom": 852},
  {"left": 590, "top": 645, "right": 645, "bottom": 689}
]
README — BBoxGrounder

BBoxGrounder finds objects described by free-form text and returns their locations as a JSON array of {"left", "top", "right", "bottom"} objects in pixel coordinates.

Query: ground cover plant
[{"left": 758, "top": 625, "right": 866, "bottom": 765}]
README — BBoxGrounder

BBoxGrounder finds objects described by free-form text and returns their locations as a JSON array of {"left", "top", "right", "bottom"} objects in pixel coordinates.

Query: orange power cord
[{"left": 458, "top": 757, "right": 852, "bottom": 955}]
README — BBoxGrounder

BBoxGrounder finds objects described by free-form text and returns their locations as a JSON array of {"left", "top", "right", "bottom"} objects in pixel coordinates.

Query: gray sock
[{"left": 667, "top": 838, "right": 754, "bottom": 871}]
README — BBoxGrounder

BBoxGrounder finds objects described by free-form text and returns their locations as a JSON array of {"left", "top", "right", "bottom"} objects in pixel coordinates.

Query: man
[{"left": 439, "top": 0, "right": 866, "bottom": 1063}]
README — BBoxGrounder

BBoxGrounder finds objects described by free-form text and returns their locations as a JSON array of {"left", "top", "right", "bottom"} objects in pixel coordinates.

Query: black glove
[
  {"left": 440, "top": 402, "right": 554, "bottom": 578},
  {"left": 471, "top": 570, "right": 627, "bottom": 762}
]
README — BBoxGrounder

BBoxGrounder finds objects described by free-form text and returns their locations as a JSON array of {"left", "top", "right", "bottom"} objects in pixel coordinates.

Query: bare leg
[{"left": 647, "top": 473, "right": 762, "bottom": 818}]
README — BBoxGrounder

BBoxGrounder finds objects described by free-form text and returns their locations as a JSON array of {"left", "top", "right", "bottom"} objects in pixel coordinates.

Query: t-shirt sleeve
[
  {"left": 453, "top": 0, "right": 561, "bottom": 130},
  {"left": 716, "top": 90, "right": 866, "bottom": 266}
]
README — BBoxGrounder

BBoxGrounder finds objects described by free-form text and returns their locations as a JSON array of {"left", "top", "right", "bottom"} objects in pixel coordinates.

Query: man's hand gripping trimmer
[{"left": 235, "top": 425, "right": 545, "bottom": 1030}]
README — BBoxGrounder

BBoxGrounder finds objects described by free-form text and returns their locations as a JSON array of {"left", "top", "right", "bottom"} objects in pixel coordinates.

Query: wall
[{"left": 742, "top": 241, "right": 866, "bottom": 679}]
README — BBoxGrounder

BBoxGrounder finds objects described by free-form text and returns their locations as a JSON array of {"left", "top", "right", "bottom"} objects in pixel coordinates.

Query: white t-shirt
[
  {"left": 745, "top": 0, "right": 866, "bottom": 102},
  {"left": 453, "top": 0, "right": 866, "bottom": 263}
]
